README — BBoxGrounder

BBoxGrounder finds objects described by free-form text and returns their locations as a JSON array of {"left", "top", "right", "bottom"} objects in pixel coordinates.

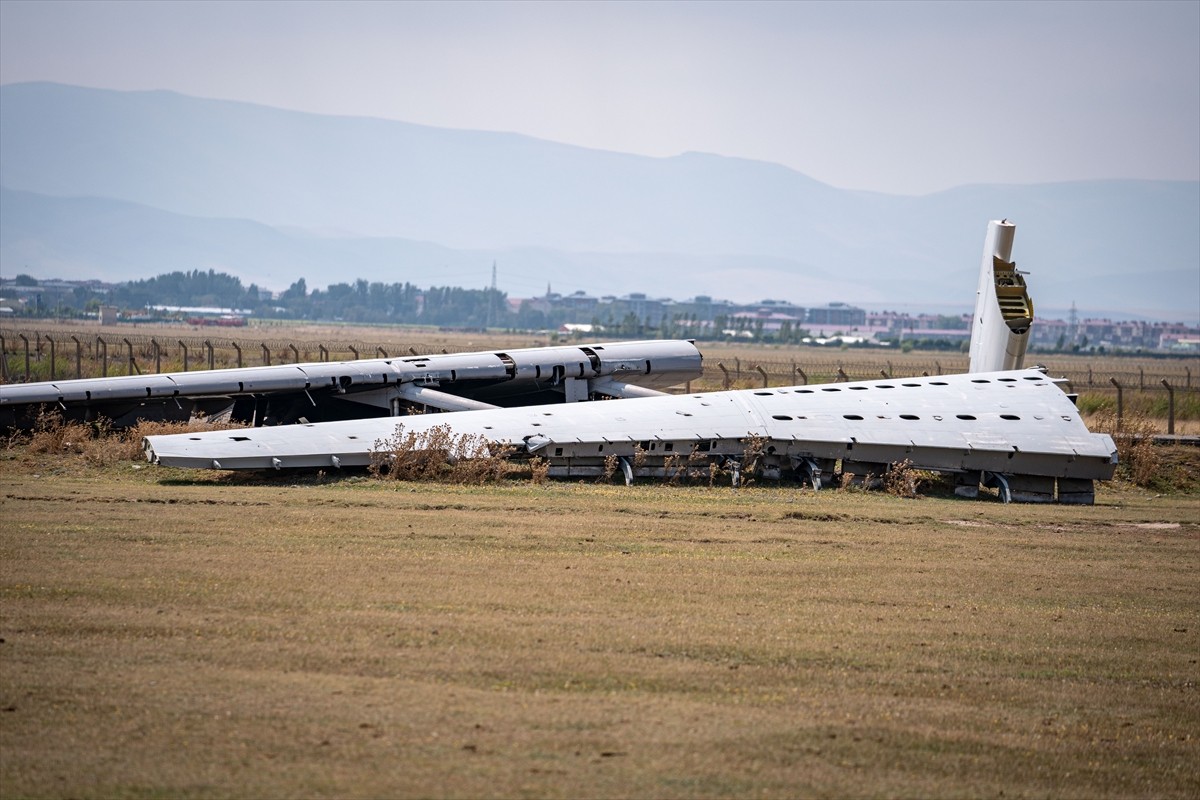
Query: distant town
[{"left": 2, "top": 271, "right": 1197, "bottom": 355}]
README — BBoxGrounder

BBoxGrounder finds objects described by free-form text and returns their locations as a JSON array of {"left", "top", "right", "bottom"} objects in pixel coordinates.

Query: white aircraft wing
[
  {"left": 145, "top": 368, "right": 1117, "bottom": 504},
  {"left": 1, "top": 339, "right": 702, "bottom": 427}
]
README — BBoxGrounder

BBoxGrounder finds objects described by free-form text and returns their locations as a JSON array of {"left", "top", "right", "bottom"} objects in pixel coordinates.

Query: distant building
[{"left": 806, "top": 302, "right": 866, "bottom": 328}]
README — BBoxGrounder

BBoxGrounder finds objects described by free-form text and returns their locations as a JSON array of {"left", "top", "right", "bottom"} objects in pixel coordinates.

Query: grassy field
[{"left": 2, "top": 443, "right": 1198, "bottom": 799}]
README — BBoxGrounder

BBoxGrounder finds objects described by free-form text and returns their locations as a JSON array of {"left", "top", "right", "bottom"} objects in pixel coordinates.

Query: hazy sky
[{"left": 1, "top": 0, "right": 1197, "bottom": 195}]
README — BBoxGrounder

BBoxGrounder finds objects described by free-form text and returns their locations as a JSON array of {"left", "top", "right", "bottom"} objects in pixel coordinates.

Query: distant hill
[{"left": 1, "top": 82, "right": 1196, "bottom": 321}]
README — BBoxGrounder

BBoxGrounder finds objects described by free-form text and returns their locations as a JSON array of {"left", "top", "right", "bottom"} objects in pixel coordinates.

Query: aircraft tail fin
[{"left": 968, "top": 219, "right": 1033, "bottom": 373}]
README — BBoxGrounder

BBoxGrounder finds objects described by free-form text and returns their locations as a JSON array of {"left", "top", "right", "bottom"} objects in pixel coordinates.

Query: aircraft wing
[
  {"left": 1, "top": 339, "right": 702, "bottom": 428},
  {"left": 145, "top": 368, "right": 1118, "bottom": 503}
]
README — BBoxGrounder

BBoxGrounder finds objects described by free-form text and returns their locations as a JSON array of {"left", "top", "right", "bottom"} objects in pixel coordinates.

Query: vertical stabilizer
[{"left": 968, "top": 219, "right": 1033, "bottom": 373}]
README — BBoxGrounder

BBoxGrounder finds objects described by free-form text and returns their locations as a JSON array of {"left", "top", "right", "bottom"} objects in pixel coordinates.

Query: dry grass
[
  {"left": 1091, "top": 410, "right": 1165, "bottom": 489},
  {"left": 367, "top": 423, "right": 515, "bottom": 484},
  {"left": 20, "top": 410, "right": 241, "bottom": 466},
  {"left": 1, "top": 443, "right": 1198, "bottom": 799}
]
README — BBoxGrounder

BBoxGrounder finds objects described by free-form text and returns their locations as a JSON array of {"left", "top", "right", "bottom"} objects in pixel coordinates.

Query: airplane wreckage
[
  {"left": 3, "top": 221, "right": 1118, "bottom": 503},
  {"left": 0, "top": 338, "right": 702, "bottom": 428}
]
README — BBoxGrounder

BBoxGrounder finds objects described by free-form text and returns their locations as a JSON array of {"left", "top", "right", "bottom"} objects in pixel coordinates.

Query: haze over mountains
[{"left": 1, "top": 82, "right": 1196, "bottom": 322}]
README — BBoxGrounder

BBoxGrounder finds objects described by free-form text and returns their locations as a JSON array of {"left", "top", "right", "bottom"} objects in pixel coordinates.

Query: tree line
[{"left": 12, "top": 270, "right": 841, "bottom": 344}]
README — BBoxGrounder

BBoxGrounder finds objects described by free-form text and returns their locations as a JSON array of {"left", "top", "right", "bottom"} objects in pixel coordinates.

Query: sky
[{"left": 1, "top": 0, "right": 1197, "bottom": 196}]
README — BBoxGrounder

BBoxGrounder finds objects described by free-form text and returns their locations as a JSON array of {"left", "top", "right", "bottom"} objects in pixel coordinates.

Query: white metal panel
[{"left": 144, "top": 368, "right": 1118, "bottom": 481}]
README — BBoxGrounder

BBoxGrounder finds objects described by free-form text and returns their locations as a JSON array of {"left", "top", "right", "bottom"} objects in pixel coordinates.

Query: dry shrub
[
  {"left": 684, "top": 449, "right": 709, "bottom": 484},
  {"left": 663, "top": 453, "right": 682, "bottom": 485},
  {"left": 660, "top": 449, "right": 715, "bottom": 486},
  {"left": 21, "top": 411, "right": 241, "bottom": 466},
  {"left": 529, "top": 457, "right": 550, "bottom": 485},
  {"left": 1091, "top": 409, "right": 1161, "bottom": 488},
  {"left": 883, "top": 459, "right": 921, "bottom": 499},
  {"left": 631, "top": 443, "right": 647, "bottom": 472},
  {"left": 601, "top": 453, "right": 619, "bottom": 483},
  {"left": 741, "top": 435, "right": 767, "bottom": 474},
  {"left": 27, "top": 409, "right": 96, "bottom": 456},
  {"left": 453, "top": 440, "right": 515, "bottom": 484},
  {"left": 708, "top": 461, "right": 727, "bottom": 487},
  {"left": 368, "top": 423, "right": 513, "bottom": 484},
  {"left": 838, "top": 471, "right": 858, "bottom": 492},
  {"left": 734, "top": 434, "right": 770, "bottom": 488}
]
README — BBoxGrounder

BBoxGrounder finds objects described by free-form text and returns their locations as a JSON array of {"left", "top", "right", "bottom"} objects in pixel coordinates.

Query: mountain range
[{"left": 1, "top": 82, "right": 1197, "bottom": 322}]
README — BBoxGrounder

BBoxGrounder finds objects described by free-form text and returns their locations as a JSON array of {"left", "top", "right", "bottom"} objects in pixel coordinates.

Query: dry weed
[
  {"left": 663, "top": 453, "right": 683, "bottom": 485},
  {"left": 1092, "top": 409, "right": 1161, "bottom": 488},
  {"left": 741, "top": 434, "right": 767, "bottom": 474},
  {"left": 18, "top": 410, "right": 240, "bottom": 466},
  {"left": 601, "top": 453, "right": 619, "bottom": 483},
  {"left": 452, "top": 440, "right": 516, "bottom": 484},
  {"left": 26, "top": 409, "right": 95, "bottom": 456},
  {"left": 684, "top": 448, "right": 709, "bottom": 484},
  {"left": 708, "top": 461, "right": 725, "bottom": 487},
  {"left": 368, "top": 423, "right": 513, "bottom": 484},
  {"left": 883, "top": 459, "right": 921, "bottom": 498},
  {"left": 631, "top": 444, "right": 647, "bottom": 474},
  {"left": 529, "top": 457, "right": 550, "bottom": 484}
]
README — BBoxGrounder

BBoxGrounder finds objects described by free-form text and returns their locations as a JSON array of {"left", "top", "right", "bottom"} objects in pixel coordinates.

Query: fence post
[
  {"left": 319, "top": 344, "right": 328, "bottom": 362},
  {"left": 20, "top": 334, "right": 30, "bottom": 380},
  {"left": 717, "top": 362, "right": 730, "bottom": 390},
  {"left": 232, "top": 342, "right": 242, "bottom": 369},
  {"left": 755, "top": 365, "right": 768, "bottom": 388},
  {"left": 1110, "top": 377, "right": 1123, "bottom": 427},
  {"left": 935, "top": 361, "right": 942, "bottom": 376},
  {"left": 179, "top": 340, "right": 189, "bottom": 372},
  {"left": 124, "top": 338, "right": 137, "bottom": 375},
  {"left": 376, "top": 347, "right": 388, "bottom": 358},
  {"left": 261, "top": 343, "right": 271, "bottom": 366},
  {"left": 205, "top": 340, "right": 215, "bottom": 371},
  {"left": 836, "top": 368, "right": 848, "bottom": 383},
  {"left": 1161, "top": 379, "right": 1175, "bottom": 435},
  {"left": 734, "top": 357, "right": 740, "bottom": 381},
  {"left": 289, "top": 344, "right": 299, "bottom": 364},
  {"left": 0, "top": 335, "right": 7, "bottom": 382},
  {"left": 71, "top": 336, "right": 81, "bottom": 379},
  {"left": 46, "top": 335, "right": 56, "bottom": 381},
  {"left": 1087, "top": 365, "right": 1093, "bottom": 386},
  {"left": 795, "top": 367, "right": 807, "bottom": 386},
  {"left": 152, "top": 339, "right": 162, "bottom": 373},
  {"left": 97, "top": 337, "right": 107, "bottom": 377},
  {"left": 1139, "top": 368, "right": 1144, "bottom": 391},
  {"left": 886, "top": 361, "right": 893, "bottom": 379},
  {"left": 348, "top": 345, "right": 359, "bottom": 360}
]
